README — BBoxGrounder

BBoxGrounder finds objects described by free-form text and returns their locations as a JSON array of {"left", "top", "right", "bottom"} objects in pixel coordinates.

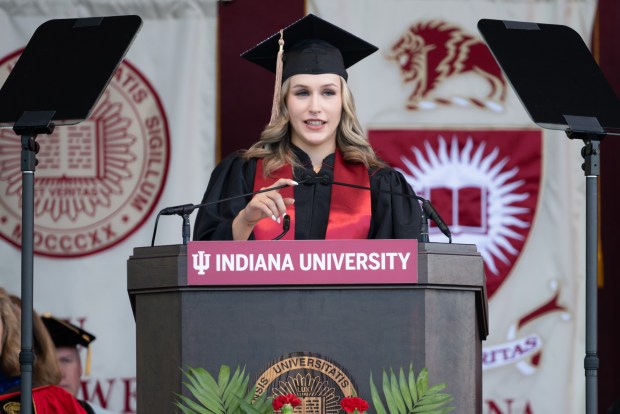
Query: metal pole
[
  {"left": 19, "top": 134, "right": 38, "bottom": 414},
  {"left": 583, "top": 140, "right": 600, "bottom": 414},
  {"left": 182, "top": 213, "right": 191, "bottom": 245}
]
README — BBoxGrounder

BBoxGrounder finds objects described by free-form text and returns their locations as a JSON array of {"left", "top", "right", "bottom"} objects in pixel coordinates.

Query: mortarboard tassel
[
  {"left": 269, "top": 30, "right": 285, "bottom": 124},
  {"left": 85, "top": 344, "right": 92, "bottom": 376}
]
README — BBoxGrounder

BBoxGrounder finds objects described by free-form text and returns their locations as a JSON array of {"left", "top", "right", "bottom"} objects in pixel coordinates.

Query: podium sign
[{"left": 187, "top": 239, "right": 418, "bottom": 285}]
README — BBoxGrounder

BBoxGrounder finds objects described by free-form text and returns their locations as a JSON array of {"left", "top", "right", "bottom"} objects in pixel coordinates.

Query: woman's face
[{"left": 286, "top": 73, "right": 342, "bottom": 155}]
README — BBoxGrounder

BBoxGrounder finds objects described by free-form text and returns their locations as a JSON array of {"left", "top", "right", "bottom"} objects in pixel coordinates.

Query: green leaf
[
  {"left": 173, "top": 402, "right": 200, "bottom": 414},
  {"left": 382, "top": 370, "right": 399, "bottom": 414},
  {"left": 410, "top": 398, "right": 454, "bottom": 413},
  {"left": 234, "top": 375, "right": 252, "bottom": 412},
  {"left": 182, "top": 368, "right": 206, "bottom": 396},
  {"left": 175, "top": 393, "right": 208, "bottom": 414},
  {"left": 424, "top": 384, "right": 447, "bottom": 396},
  {"left": 416, "top": 368, "right": 428, "bottom": 398},
  {"left": 415, "top": 394, "right": 453, "bottom": 406},
  {"left": 223, "top": 367, "right": 244, "bottom": 411},
  {"left": 183, "top": 379, "right": 223, "bottom": 414},
  {"left": 435, "top": 407, "right": 455, "bottom": 414},
  {"left": 370, "top": 372, "right": 388, "bottom": 414},
  {"left": 408, "top": 364, "right": 418, "bottom": 404},
  {"left": 218, "top": 365, "right": 232, "bottom": 391},
  {"left": 183, "top": 366, "right": 221, "bottom": 410},
  {"left": 190, "top": 367, "right": 218, "bottom": 393},
  {"left": 183, "top": 374, "right": 220, "bottom": 401},
  {"left": 398, "top": 367, "right": 413, "bottom": 411},
  {"left": 237, "top": 397, "right": 270, "bottom": 414},
  {"left": 249, "top": 391, "right": 272, "bottom": 414},
  {"left": 176, "top": 365, "right": 265, "bottom": 414},
  {"left": 389, "top": 368, "right": 407, "bottom": 414},
  {"left": 370, "top": 364, "right": 453, "bottom": 414}
]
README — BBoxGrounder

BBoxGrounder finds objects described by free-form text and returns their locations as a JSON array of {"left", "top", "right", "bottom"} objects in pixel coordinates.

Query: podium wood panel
[{"left": 127, "top": 243, "right": 487, "bottom": 414}]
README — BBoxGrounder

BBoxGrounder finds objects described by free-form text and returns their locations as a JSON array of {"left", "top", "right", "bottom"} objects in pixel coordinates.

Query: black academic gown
[{"left": 192, "top": 147, "right": 422, "bottom": 241}]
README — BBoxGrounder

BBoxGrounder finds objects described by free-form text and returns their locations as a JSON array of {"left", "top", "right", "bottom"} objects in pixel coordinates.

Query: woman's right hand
[{"left": 232, "top": 178, "right": 297, "bottom": 240}]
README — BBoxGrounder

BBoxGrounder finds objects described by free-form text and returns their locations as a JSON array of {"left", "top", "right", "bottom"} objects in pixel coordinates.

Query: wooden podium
[{"left": 127, "top": 242, "right": 487, "bottom": 414}]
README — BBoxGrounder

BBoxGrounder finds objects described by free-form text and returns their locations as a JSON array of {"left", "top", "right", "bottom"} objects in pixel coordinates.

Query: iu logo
[
  {"left": 369, "top": 129, "right": 542, "bottom": 298},
  {"left": 192, "top": 251, "right": 211, "bottom": 275},
  {"left": 0, "top": 49, "right": 170, "bottom": 257},
  {"left": 388, "top": 20, "right": 506, "bottom": 111}
]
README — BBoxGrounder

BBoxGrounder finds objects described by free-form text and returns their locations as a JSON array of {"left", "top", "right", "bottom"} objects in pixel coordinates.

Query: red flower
[
  {"left": 340, "top": 397, "right": 369, "bottom": 413},
  {"left": 272, "top": 394, "right": 302, "bottom": 411}
]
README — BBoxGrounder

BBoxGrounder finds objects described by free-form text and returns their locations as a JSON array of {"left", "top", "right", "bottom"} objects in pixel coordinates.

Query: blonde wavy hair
[
  {"left": 1, "top": 288, "right": 61, "bottom": 387},
  {"left": 242, "top": 76, "right": 385, "bottom": 177}
]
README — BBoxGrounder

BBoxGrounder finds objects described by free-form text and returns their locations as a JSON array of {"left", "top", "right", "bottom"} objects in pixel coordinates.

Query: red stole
[
  {"left": 252, "top": 150, "right": 371, "bottom": 239},
  {"left": 0, "top": 385, "right": 89, "bottom": 414}
]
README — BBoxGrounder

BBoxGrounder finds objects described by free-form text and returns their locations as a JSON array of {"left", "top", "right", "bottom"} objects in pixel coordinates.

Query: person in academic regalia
[
  {"left": 0, "top": 289, "right": 61, "bottom": 395},
  {"left": 41, "top": 315, "right": 116, "bottom": 414},
  {"left": 0, "top": 288, "right": 89, "bottom": 414},
  {"left": 193, "top": 14, "right": 422, "bottom": 241}
]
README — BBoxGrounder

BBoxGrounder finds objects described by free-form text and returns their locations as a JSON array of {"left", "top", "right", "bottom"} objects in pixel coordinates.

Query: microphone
[
  {"left": 159, "top": 203, "right": 196, "bottom": 216},
  {"left": 272, "top": 214, "right": 291, "bottom": 240},
  {"left": 419, "top": 198, "right": 452, "bottom": 243},
  {"left": 151, "top": 183, "right": 291, "bottom": 246},
  {"left": 299, "top": 175, "right": 452, "bottom": 243}
]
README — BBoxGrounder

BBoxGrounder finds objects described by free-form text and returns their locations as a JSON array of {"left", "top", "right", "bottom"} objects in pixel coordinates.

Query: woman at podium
[{"left": 193, "top": 14, "right": 422, "bottom": 241}]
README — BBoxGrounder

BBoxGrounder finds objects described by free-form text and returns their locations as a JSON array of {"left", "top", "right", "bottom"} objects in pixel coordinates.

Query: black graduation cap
[
  {"left": 42, "top": 314, "right": 96, "bottom": 375},
  {"left": 241, "top": 14, "right": 378, "bottom": 82}
]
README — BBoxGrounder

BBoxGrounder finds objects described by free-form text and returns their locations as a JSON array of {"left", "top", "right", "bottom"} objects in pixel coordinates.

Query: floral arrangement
[
  {"left": 340, "top": 396, "right": 369, "bottom": 414},
  {"left": 175, "top": 364, "right": 453, "bottom": 414},
  {"left": 272, "top": 394, "right": 301, "bottom": 414}
]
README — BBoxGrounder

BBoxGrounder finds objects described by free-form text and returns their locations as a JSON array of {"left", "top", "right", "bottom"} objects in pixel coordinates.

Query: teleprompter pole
[
  {"left": 19, "top": 133, "right": 37, "bottom": 414},
  {"left": 15, "top": 111, "right": 55, "bottom": 414},
  {"left": 582, "top": 139, "right": 600, "bottom": 414}
]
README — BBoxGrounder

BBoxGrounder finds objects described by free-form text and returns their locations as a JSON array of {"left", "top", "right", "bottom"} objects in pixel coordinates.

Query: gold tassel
[
  {"left": 85, "top": 345, "right": 92, "bottom": 376},
  {"left": 270, "top": 30, "right": 285, "bottom": 124}
]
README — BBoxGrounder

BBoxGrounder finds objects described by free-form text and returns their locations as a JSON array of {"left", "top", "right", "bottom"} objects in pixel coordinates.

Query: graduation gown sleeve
[
  {"left": 368, "top": 167, "right": 422, "bottom": 240},
  {"left": 192, "top": 153, "right": 257, "bottom": 241}
]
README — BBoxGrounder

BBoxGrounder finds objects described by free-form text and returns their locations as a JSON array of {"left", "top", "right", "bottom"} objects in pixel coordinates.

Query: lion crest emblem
[{"left": 388, "top": 20, "right": 507, "bottom": 112}]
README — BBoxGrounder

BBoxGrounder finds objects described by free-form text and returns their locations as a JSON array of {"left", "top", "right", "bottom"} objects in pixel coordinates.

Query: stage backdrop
[
  {"left": 307, "top": 0, "right": 594, "bottom": 413},
  {"left": 0, "top": 0, "right": 602, "bottom": 413},
  {"left": 0, "top": 1, "right": 217, "bottom": 412}
]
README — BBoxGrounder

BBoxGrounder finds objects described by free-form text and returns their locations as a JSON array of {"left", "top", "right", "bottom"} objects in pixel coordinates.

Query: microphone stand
[
  {"left": 182, "top": 214, "right": 191, "bottom": 245},
  {"left": 314, "top": 176, "right": 452, "bottom": 243},
  {"left": 153, "top": 176, "right": 451, "bottom": 245},
  {"left": 151, "top": 184, "right": 290, "bottom": 246},
  {"left": 419, "top": 209, "right": 430, "bottom": 243}
]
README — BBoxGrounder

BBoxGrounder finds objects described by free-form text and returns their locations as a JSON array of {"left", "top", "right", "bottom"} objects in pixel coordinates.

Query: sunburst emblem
[
  {"left": 274, "top": 373, "right": 341, "bottom": 414},
  {"left": 0, "top": 49, "right": 170, "bottom": 257},
  {"left": 0, "top": 90, "right": 136, "bottom": 222},
  {"left": 399, "top": 135, "right": 531, "bottom": 276}
]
